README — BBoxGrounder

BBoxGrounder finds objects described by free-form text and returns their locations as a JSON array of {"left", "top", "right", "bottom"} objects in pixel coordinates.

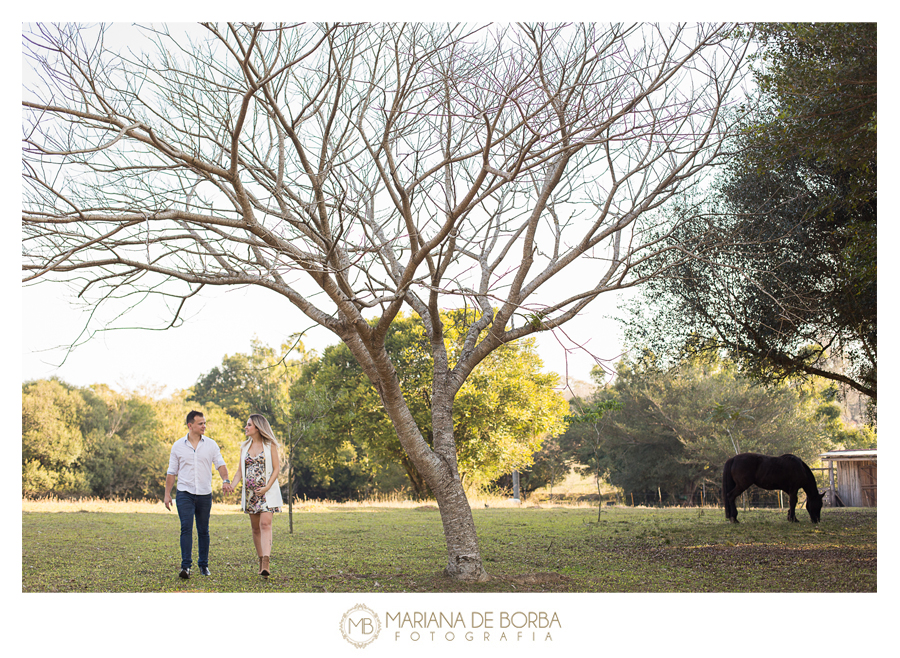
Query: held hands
[{"left": 223, "top": 482, "right": 234, "bottom": 493}]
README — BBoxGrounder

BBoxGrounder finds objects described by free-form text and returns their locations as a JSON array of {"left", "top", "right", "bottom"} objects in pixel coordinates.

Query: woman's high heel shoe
[{"left": 260, "top": 556, "right": 270, "bottom": 577}]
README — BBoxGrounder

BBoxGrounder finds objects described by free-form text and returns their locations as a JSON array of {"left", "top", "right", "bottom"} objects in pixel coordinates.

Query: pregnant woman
[{"left": 231, "top": 414, "right": 283, "bottom": 577}]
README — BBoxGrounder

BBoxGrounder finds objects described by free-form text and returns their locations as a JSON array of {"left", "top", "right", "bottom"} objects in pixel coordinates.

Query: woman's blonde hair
[{"left": 248, "top": 414, "right": 280, "bottom": 455}]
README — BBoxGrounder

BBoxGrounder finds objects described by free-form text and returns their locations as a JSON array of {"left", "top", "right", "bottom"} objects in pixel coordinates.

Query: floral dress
[{"left": 244, "top": 451, "right": 281, "bottom": 514}]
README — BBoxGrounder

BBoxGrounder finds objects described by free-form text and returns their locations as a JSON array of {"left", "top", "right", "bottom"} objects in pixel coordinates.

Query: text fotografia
[{"left": 387, "top": 611, "right": 561, "bottom": 642}]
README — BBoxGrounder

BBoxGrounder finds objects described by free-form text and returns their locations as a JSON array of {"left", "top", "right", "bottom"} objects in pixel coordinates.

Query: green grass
[{"left": 21, "top": 502, "right": 876, "bottom": 593}]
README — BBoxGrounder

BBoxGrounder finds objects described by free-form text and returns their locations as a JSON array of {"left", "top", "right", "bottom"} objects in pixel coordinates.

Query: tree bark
[
  {"left": 431, "top": 463, "right": 489, "bottom": 582},
  {"left": 430, "top": 369, "right": 490, "bottom": 581}
]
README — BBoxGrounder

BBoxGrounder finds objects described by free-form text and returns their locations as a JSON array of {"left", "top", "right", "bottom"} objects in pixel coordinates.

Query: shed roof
[{"left": 819, "top": 449, "right": 877, "bottom": 461}]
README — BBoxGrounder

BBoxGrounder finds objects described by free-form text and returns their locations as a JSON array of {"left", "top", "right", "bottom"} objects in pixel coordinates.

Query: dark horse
[{"left": 723, "top": 453, "right": 824, "bottom": 523}]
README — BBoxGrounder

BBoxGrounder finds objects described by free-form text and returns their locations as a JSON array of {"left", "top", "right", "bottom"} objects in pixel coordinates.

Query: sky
[{"left": 21, "top": 275, "right": 631, "bottom": 397}]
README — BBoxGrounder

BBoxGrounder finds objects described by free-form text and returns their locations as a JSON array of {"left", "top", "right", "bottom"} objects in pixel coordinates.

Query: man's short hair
[{"left": 186, "top": 410, "right": 205, "bottom": 426}]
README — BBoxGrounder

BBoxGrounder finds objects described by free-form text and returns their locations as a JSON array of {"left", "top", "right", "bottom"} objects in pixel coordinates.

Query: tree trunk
[
  {"left": 399, "top": 455, "right": 430, "bottom": 499},
  {"left": 429, "top": 396, "right": 489, "bottom": 582},
  {"left": 432, "top": 471, "right": 488, "bottom": 581},
  {"left": 389, "top": 399, "right": 488, "bottom": 581},
  {"left": 347, "top": 334, "right": 489, "bottom": 582}
]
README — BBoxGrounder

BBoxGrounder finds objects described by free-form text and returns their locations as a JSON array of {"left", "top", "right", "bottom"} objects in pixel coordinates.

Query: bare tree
[{"left": 23, "top": 22, "right": 749, "bottom": 581}]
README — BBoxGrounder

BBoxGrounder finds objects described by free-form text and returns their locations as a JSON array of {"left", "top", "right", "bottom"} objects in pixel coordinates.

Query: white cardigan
[{"left": 239, "top": 439, "right": 284, "bottom": 511}]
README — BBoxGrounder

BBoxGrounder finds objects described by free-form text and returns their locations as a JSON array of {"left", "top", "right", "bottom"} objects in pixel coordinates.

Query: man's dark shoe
[
  {"left": 199, "top": 566, "right": 211, "bottom": 576},
  {"left": 179, "top": 567, "right": 191, "bottom": 579}
]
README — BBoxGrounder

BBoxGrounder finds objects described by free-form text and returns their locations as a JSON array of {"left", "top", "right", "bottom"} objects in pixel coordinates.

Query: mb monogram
[{"left": 340, "top": 604, "right": 382, "bottom": 648}]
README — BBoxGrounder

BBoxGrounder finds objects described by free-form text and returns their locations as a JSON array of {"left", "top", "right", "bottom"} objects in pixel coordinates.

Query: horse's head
[{"left": 807, "top": 489, "right": 825, "bottom": 523}]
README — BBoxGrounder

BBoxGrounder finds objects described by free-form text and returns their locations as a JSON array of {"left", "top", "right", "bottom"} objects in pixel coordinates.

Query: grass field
[{"left": 21, "top": 498, "right": 876, "bottom": 593}]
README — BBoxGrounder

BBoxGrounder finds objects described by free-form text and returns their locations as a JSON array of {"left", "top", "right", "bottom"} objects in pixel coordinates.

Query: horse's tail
[{"left": 723, "top": 457, "right": 735, "bottom": 519}]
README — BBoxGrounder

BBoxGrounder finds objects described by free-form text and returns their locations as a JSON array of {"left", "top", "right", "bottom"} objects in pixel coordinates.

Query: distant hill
[{"left": 559, "top": 379, "right": 595, "bottom": 401}]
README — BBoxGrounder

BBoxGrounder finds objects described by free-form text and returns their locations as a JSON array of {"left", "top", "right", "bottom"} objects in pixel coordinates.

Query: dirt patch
[{"left": 415, "top": 505, "right": 439, "bottom": 511}]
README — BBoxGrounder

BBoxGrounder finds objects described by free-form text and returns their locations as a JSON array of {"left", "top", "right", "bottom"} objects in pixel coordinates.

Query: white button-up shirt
[{"left": 166, "top": 435, "right": 227, "bottom": 495}]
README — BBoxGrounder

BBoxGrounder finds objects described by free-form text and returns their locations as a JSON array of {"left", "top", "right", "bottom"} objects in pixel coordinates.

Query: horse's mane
[{"left": 787, "top": 454, "right": 818, "bottom": 492}]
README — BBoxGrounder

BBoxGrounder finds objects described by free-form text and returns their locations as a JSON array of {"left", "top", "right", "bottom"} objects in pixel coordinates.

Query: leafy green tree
[
  {"left": 453, "top": 316, "right": 569, "bottom": 489},
  {"left": 78, "top": 385, "right": 169, "bottom": 499},
  {"left": 564, "top": 352, "right": 844, "bottom": 504},
  {"left": 280, "top": 385, "right": 342, "bottom": 526},
  {"left": 189, "top": 338, "right": 309, "bottom": 427},
  {"left": 837, "top": 424, "right": 877, "bottom": 450},
  {"left": 623, "top": 23, "right": 876, "bottom": 403},
  {"left": 279, "top": 378, "right": 392, "bottom": 502},
  {"left": 22, "top": 378, "right": 245, "bottom": 500},
  {"left": 22, "top": 379, "right": 90, "bottom": 496},
  {"left": 750, "top": 23, "right": 876, "bottom": 195},
  {"left": 509, "top": 431, "right": 570, "bottom": 499},
  {"left": 297, "top": 311, "right": 569, "bottom": 497},
  {"left": 557, "top": 396, "right": 622, "bottom": 518}
]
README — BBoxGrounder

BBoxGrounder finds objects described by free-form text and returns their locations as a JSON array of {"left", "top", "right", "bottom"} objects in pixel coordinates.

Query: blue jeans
[{"left": 175, "top": 490, "right": 212, "bottom": 569}]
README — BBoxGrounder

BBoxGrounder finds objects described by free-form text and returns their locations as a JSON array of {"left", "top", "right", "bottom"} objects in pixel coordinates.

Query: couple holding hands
[{"left": 163, "top": 411, "right": 283, "bottom": 579}]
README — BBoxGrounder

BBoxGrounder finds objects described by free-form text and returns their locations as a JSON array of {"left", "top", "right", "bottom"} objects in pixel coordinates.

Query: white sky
[{"left": 21, "top": 275, "right": 630, "bottom": 396}]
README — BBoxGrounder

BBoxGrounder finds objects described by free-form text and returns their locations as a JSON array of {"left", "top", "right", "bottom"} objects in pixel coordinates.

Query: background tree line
[
  {"left": 542, "top": 349, "right": 875, "bottom": 506},
  {"left": 22, "top": 315, "right": 570, "bottom": 500},
  {"left": 22, "top": 379, "right": 245, "bottom": 499},
  {"left": 23, "top": 334, "right": 873, "bottom": 502}
]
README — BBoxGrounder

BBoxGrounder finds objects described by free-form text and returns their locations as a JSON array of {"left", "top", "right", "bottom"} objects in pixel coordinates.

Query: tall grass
[
  {"left": 20, "top": 469, "right": 627, "bottom": 513},
  {"left": 22, "top": 491, "right": 599, "bottom": 515}
]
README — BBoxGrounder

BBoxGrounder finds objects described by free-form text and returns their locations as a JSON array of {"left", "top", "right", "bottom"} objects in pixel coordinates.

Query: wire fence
[
  {"left": 532, "top": 470, "right": 832, "bottom": 509},
  {"left": 533, "top": 486, "right": 820, "bottom": 509}
]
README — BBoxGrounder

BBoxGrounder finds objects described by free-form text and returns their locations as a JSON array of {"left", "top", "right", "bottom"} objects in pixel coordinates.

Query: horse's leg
[
  {"left": 786, "top": 490, "right": 799, "bottom": 522},
  {"left": 725, "top": 489, "right": 738, "bottom": 522},
  {"left": 725, "top": 483, "right": 747, "bottom": 523}
]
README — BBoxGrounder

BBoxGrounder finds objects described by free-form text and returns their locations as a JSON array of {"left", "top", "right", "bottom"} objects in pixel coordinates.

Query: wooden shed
[{"left": 819, "top": 449, "right": 877, "bottom": 507}]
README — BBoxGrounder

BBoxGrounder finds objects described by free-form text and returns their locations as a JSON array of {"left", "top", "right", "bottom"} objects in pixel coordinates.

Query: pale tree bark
[{"left": 22, "top": 22, "right": 750, "bottom": 581}]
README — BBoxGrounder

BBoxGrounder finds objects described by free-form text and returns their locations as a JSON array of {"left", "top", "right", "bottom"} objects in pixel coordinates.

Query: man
[{"left": 163, "top": 410, "right": 233, "bottom": 579}]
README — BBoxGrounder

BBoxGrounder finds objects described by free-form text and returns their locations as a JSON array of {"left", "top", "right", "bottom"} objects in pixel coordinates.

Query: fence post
[{"left": 828, "top": 460, "right": 835, "bottom": 507}]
